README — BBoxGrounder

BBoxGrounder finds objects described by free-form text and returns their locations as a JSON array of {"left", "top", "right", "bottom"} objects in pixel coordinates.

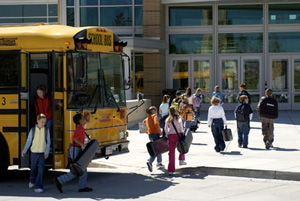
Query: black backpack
[
  {"left": 235, "top": 104, "right": 246, "bottom": 122},
  {"left": 259, "top": 97, "right": 278, "bottom": 119}
]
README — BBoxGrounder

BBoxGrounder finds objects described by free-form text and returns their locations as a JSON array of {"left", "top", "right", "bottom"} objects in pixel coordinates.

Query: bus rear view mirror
[
  {"left": 137, "top": 92, "right": 144, "bottom": 101},
  {"left": 75, "top": 94, "right": 91, "bottom": 106}
]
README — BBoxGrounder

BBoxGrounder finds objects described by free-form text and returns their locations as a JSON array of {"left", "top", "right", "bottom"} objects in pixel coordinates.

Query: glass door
[
  {"left": 269, "top": 56, "right": 291, "bottom": 110},
  {"left": 219, "top": 56, "right": 262, "bottom": 109},
  {"left": 171, "top": 57, "right": 190, "bottom": 91},
  {"left": 241, "top": 56, "right": 262, "bottom": 103},
  {"left": 192, "top": 57, "right": 212, "bottom": 104}
]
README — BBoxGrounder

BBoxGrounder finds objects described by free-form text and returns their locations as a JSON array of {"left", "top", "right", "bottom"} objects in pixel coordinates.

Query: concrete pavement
[{"left": 94, "top": 110, "right": 300, "bottom": 181}]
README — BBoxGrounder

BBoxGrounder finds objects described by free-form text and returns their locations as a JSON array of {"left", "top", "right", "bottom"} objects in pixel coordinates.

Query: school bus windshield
[{"left": 67, "top": 52, "right": 126, "bottom": 109}]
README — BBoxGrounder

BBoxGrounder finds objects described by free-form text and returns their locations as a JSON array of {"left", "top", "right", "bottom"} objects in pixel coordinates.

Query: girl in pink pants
[{"left": 164, "top": 106, "right": 186, "bottom": 175}]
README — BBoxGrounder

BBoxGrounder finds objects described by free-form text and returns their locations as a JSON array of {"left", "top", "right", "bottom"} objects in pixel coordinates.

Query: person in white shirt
[{"left": 207, "top": 97, "right": 227, "bottom": 152}]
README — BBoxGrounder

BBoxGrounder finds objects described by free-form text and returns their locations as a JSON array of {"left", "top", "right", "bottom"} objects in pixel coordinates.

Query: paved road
[{"left": 1, "top": 110, "right": 300, "bottom": 201}]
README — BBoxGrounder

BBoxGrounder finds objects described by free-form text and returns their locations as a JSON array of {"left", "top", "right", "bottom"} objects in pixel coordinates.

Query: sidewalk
[{"left": 93, "top": 111, "right": 300, "bottom": 181}]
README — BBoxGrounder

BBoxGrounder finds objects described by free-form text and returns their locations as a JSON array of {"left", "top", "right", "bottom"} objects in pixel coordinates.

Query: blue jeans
[
  {"left": 211, "top": 118, "right": 225, "bottom": 152},
  {"left": 57, "top": 146, "right": 88, "bottom": 189},
  {"left": 184, "top": 121, "right": 191, "bottom": 129},
  {"left": 237, "top": 121, "right": 250, "bottom": 147},
  {"left": 30, "top": 153, "right": 45, "bottom": 189},
  {"left": 194, "top": 107, "right": 201, "bottom": 120},
  {"left": 148, "top": 134, "right": 162, "bottom": 164}
]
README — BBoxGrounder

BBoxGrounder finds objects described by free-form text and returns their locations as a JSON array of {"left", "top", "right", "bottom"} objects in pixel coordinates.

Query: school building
[{"left": 1, "top": 0, "right": 300, "bottom": 110}]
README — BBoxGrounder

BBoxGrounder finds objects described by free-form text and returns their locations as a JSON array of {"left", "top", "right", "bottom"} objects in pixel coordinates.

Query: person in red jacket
[{"left": 35, "top": 85, "right": 53, "bottom": 134}]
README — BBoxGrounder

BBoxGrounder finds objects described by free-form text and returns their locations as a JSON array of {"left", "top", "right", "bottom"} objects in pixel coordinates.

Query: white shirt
[
  {"left": 207, "top": 104, "right": 227, "bottom": 126},
  {"left": 188, "top": 94, "right": 195, "bottom": 105}
]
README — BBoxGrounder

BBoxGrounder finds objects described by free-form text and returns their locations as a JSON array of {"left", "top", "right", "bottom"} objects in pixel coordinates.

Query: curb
[{"left": 178, "top": 166, "right": 300, "bottom": 181}]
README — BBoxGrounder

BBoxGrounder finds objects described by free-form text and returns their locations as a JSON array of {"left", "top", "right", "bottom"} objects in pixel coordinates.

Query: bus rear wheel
[{"left": 0, "top": 133, "right": 9, "bottom": 177}]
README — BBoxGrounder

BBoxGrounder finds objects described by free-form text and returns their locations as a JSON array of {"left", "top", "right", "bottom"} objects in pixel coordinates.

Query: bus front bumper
[{"left": 95, "top": 141, "right": 129, "bottom": 158}]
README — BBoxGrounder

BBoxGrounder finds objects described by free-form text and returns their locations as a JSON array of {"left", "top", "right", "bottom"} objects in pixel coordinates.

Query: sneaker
[
  {"left": 78, "top": 187, "right": 93, "bottom": 192},
  {"left": 168, "top": 172, "right": 174, "bottom": 176},
  {"left": 35, "top": 188, "right": 43, "bottom": 193},
  {"left": 28, "top": 182, "right": 34, "bottom": 188},
  {"left": 55, "top": 177, "right": 63, "bottom": 193},
  {"left": 146, "top": 161, "right": 153, "bottom": 172},
  {"left": 156, "top": 163, "right": 165, "bottom": 170},
  {"left": 243, "top": 145, "right": 248, "bottom": 148},
  {"left": 265, "top": 142, "right": 270, "bottom": 149},
  {"left": 179, "top": 160, "right": 187, "bottom": 166},
  {"left": 238, "top": 144, "right": 242, "bottom": 148}
]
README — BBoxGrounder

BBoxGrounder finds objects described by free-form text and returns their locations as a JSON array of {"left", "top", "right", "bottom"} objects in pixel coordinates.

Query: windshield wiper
[{"left": 88, "top": 84, "right": 100, "bottom": 114}]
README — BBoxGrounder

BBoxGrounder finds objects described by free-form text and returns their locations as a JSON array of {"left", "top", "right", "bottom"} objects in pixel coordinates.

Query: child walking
[
  {"left": 164, "top": 106, "right": 186, "bottom": 175},
  {"left": 234, "top": 95, "right": 253, "bottom": 148},
  {"left": 144, "top": 106, "right": 164, "bottom": 172},
  {"left": 22, "top": 114, "right": 51, "bottom": 193},
  {"left": 55, "top": 113, "right": 93, "bottom": 193}
]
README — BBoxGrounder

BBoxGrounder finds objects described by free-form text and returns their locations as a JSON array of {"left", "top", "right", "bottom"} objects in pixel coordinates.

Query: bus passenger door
[
  {"left": 19, "top": 52, "right": 30, "bottom": 168},
  {"left": 51, "top": 52, "right": 65, "bottom": 169}
]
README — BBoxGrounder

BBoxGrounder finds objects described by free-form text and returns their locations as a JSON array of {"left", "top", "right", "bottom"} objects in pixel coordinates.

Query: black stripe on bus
[
  {"left": 3, "top": 127, "right": 27, "bottom": 132},
  {"left": 0, "top": 109, "right": 27, "bottom": 114}
]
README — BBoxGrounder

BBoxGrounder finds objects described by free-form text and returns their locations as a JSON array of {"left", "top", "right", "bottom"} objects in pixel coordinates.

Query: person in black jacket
[
  {"left": 257, "top": 89, "right": 278, "bottom": 149},
  {"left": 237, "top": 83, "right": 251, "bottom": 104},
  {"left": 234, "top": 95, "right": 253, "bottom": 148}
]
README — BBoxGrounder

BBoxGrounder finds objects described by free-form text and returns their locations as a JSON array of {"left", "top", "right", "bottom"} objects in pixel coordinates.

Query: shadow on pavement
[
  {"left": 192, "top": 143, "right": 208, "bottom": 146},
  {"left": 221, "top": 151, "right": 242, "bottom": 156},
  {"left": 0, "top": 169, "right": 174, "bottom": 200}
]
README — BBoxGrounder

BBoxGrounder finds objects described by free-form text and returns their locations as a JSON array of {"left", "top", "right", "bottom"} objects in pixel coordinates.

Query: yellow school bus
[{"left": 0, "top": 24, "right": 130, "bottom": 174}]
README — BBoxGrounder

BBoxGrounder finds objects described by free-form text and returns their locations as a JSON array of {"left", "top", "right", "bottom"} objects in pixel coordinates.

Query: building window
[
  {"left": 131, "top": 53, "right": 144, "bottom": 94},
  {"left": 101, "top": 0, "right": 132, "bottom": 5},
  {"left": 218, "top": 33, "right": 263, "bottom": 53},
  {"left": 169, "top": 6, "right": 212, "bottom": 26},
  {"left": 269, "top": 32, "right": 300, "bottom": 53},
  {"left": 0, "top": 4, "right": 58, "bottom": 24},
  {"left": 269, "top": 4, "right": 300, "bottom": 24},
  {"left": 218, "top": 5, "right": 263, "bottom": 25},
  {"left": 100, "top": 7, "right": 132, "bottom": 26},
  {"left": 81, "top": 7, "right": 99, "bottom": 26},
  {"left": 169, "top": 34, "right": 213, "bottom": 54}
]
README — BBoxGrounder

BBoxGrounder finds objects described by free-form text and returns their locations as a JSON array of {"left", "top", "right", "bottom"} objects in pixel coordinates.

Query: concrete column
[{"left": 143, "top": 0, "right": 166, "bottom": 107}]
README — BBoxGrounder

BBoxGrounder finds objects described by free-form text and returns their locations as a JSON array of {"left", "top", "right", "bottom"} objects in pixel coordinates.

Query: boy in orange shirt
[{"left": 144, "top": 106, "right": 164, "bottom": 172}]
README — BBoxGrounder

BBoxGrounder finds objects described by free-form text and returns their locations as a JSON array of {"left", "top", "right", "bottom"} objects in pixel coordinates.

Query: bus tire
[{"left": 0, "top": 133, "right": 9, "bottom": 177}]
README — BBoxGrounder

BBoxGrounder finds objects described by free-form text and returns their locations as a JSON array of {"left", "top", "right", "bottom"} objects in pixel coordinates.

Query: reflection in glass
[
  {"left": 134, "top": 55, "right": 144, "bottom": 92},
  {"left": 135, "top": 6, "right": 143, "bottom": 26},
  {"left": 218, "top": 5, "right": 263, "bottom": 25},
  {"left": 80, "top": 0, "right": 98, "bottom": 5},
  {"left": 80, "top": 7, "right": 98, "bottom": 26},
  {"left": 272, "top": 59, "right": 288, "bottom": 91},
  {"left": 173, "top": 60, "right": 188, "bottom": 90},
  {"left": 294, "top": 60, "right": 300, "bottom": 91},
  {"left": 169, "top": 6, "right": 212, "bottom": 26},
  {"left": 273, "top": 94, "right": 288, "bottom": 103},
  {"left": 49, "top": 4, "right": 58, "bottom": 16},
  {"left": 224, "top": 93, "right": 238, "bottom": 103},
  {"left": 294, "top": 95, "right": 300, "bottom": 102},
  {"left": 67, "top": 8, "right": 74, "bottom": 26},
  {"left": 169, "top": 34, "right": 213, "bottom": 54},
  {"left": 269, "top": 32, "right": 300, "bottom": 53},
  {"left": 219, "top": 33, "right": 263, "bottom": 53},
  {"left": 222, "top": 59, "right": 238, "bottom": 91},
  {"left": 101, "top": 0, "right": 132, "bottom": 5},
  {"left": 243, "top": 60, "right": 260, "bottom": 90},
  {"left": 101, "top": 54, "right": 126, "bottom": 106},
  {"left": 269, "top": 4, "right": 300, "bottom": 24},
  {"left": 101, "top": 7, "right": 132, "bottom": 26},
  {"left": 193, "top": 60, "right": 210, "bottom": 92},
  {"left": 0, "top": 53, "right": 19, "bottom": 89}
]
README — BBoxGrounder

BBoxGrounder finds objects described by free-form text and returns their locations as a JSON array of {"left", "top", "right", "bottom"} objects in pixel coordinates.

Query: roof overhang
[{"left": 121, "top": 37, "right": 167, "bottom": 53}]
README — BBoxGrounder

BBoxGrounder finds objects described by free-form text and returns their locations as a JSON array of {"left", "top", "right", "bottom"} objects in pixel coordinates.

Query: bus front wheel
[{"left": 0, "top": 133, "right": 9, "bottom": 177}]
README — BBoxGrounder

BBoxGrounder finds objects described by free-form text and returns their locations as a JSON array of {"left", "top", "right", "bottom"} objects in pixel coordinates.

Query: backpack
[
  {"left": 259, "top": 97, "right": 278, "bottom": 119},
  {"left": 194, "top": 94, "right": 202, "bottom": 107},
  {"left": 180, "top": 104, "right": 193, "bottom": 121},
  {"left": 235, "top": 104, "right": 246, "bottom": 122},
  {"left": 172, "top": 98, "right": 181, "bottom": 111}
]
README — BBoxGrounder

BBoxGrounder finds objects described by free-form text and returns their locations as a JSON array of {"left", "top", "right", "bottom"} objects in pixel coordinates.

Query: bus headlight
[{"left": 119, "top": 130, "right": 126, "bottom": 139}]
